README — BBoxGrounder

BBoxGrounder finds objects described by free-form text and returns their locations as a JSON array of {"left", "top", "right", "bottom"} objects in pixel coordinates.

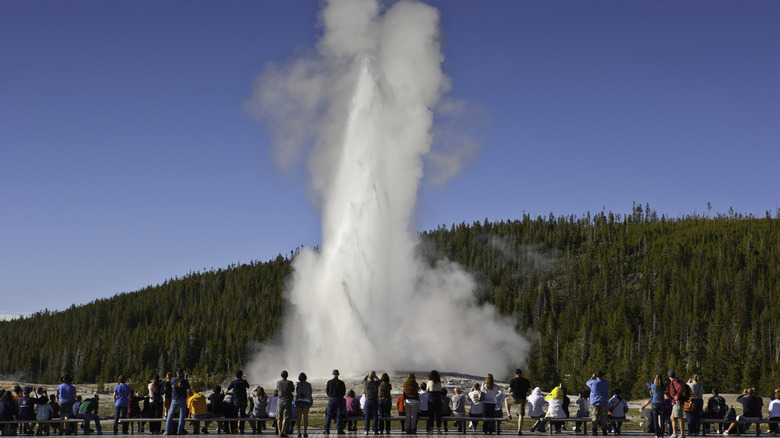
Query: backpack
[
  {"left": 396, "top": 394, "right": 405, "bottom": 413},
  {"left": 710, "top": 396, "right": 726, "bottom": 415}
]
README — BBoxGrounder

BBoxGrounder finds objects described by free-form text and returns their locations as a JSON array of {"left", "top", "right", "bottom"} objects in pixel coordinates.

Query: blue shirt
[
  {"left": 57, "top": 383, "right": 77, "bottom": 403},
  {"left": 171, "top": 377, "right": 190, "bottom": 401},
  {"left": 586, "top": 378, "right": 610, "bottom": 406},
  {"left": 647, "top": 383, "right": 665, "bottom": 404},
  {"left": 114, "top": 383, "right": 133, "bottom": 407}
]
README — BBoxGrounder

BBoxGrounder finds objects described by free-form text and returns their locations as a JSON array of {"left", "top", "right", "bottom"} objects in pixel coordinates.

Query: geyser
[{"left": 245, "top": 0, "right": 529, "bottom": 380}]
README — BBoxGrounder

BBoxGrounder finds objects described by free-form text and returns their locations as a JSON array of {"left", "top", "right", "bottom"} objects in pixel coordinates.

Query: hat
[
  {"left": 176, "top": 367, "right": 185, "bottom": 375},
  {"left": 667, "top": 370, "right": 676, "bottom": 377},
  {"left": 254, "top": 386, "right": 260, "bottom": 391},
  {"left": 332, "top": 369, "right": 340, "bottom": 376},
  {"left": 594, "top": 370, "right": 604, "bottom": 378},
  {"left": 515, "top": 369, "right": 522, "bottom": 375}
]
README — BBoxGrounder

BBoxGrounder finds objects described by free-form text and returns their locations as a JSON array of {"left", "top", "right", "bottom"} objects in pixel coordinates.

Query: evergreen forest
[{"left": 1, "top": 207, "right": 778, "bottom": 398}]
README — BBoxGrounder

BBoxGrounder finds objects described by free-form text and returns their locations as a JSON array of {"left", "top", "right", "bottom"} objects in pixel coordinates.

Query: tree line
[{"left": 1, "top": 206, "right": 778, "bottom": 398}]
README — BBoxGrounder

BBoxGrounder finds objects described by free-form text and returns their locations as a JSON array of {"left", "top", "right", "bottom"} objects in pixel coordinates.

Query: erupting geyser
[{"left": 245, "top": 0, "right": 529, "bottom": 379}]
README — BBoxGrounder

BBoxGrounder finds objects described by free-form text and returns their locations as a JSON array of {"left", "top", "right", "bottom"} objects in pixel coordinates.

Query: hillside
[{"left": 2, "top": 207, "right": 778, "bottom": 398}]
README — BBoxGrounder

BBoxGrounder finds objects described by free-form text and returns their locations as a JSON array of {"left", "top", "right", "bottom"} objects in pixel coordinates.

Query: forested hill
[{"left": 2, "top": 209, "right": 778, "bottom": 398}]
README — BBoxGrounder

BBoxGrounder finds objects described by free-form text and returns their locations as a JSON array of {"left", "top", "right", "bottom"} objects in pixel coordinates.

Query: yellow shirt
[{"left": 187, "top": 393, "right": 208, "bottom": 416}]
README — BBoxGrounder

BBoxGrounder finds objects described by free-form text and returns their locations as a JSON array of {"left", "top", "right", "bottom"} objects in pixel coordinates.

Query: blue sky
[{"left": 1, "top": 0, "right": 778, "bottom": 316}]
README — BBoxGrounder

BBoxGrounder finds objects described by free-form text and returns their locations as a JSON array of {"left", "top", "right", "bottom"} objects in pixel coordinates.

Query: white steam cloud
[{"left": 245, "top": 0, "right": 529, "bottom": 380}]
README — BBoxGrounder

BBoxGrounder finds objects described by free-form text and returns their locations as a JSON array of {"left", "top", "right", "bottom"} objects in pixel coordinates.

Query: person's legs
[
  {"left": 652, "top": 403, "right": 665, "bottom": 438},
  {"left": 177, "top": 400, "right": 187, "bottom": 435},
  {"left": 517, "top": 400, "right": 526, "bottom": 435}
]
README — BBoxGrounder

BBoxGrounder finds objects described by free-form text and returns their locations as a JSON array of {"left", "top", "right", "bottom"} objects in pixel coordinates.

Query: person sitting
[
  {"left": 723, "top": 388, "right": 761, "bottom": 435},
  {"left": 188, "top": 387, "right": 213, "bottom": 434},
  {"left": 345, "top": 390, "right": 362, "bottom": 432},
  {"left": 607, "top": 389, "right": 629, "bottom": 435},
  {"left": 527, "top": 387, "right": 546, "bottom": 433},
  {"left": 544, "top": 386, "right": 566, "bottom": 434},
  {"left": 78, "top": 394, "right": 102, "bottom": 435},
  {"left": 575, "top": 391, "right": 591, "bottom": 434},
  {"left": 766, "top": 391, "right": 780, "bottom": 436},
  {"left": 704, "top": 389, "right": 727, "bottom": 434},
  {"left": 468, "top": 383, "right": 484, "bottom": 432}
]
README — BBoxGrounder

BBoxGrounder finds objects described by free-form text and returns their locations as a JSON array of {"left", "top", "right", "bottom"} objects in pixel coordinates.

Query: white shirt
[{"left": 468, "top": 390, "right": 484, "bottom": 416}]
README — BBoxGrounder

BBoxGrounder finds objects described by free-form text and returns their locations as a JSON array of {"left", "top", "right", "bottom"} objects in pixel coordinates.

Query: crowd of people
[{"left": 1, "top": 368, "right": 779, "bottom": 437}]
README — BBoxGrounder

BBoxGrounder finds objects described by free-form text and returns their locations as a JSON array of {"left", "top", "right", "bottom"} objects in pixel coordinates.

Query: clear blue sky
[{"left": 2, "top": 0, "right": 778, "bottom": 316}]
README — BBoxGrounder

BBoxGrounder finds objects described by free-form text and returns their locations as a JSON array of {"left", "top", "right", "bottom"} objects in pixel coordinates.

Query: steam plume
[{"left": 245, "top": 0, "right": 529, "bottom": 380}]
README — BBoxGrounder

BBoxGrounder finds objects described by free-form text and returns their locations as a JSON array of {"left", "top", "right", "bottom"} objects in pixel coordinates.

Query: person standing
[
  {"left": 586, "top": 371, "right": 610, "bottom": 436},
  {"left": 647, "top": 374, "right": 666, "bottom": 438},
  {"left": 295, "top": 373, "right": 313, "bottom": 438},
  {"left": 113, "top": 375, "right": 133, "bottom": 435},
  {"left": 378, "top": 374, "right": 393, "bottom": 434},
  {"left": 276, "top": 370, "right": 295, "bottom": 437},
  {"left": 426, "top": 371, "right": 443, "bottom": 435},
  {"left": 57, "top": 375, "right": 78, "bottom": 435},
  {"left": 507, "top": 369, "right": 531, "bottom": 436},
  {"left": 363, "top": 371, "right": 380, "bottom": 435},
  {"left": 403, "top": 374, "right": 421, "bottom": 435},
  {"left": 162, "top": 372, "right": 173, "bottom": 418},
  {"left": 481, "top": 374, "right": 500, "bottom": 435},
  {"left": 686, "top": 375, "right": 703, "bottom": 436},
  {"left": 148, "top": 375, "right": 164, "bottom": 435},
  {"left": 668, "top": 370, "right": 686, "bottom": 438},
  {"left": 165, "top": 368, "right": 190, "bottom": 435},
  {"left": 324, "top": 370, "right": 347, "bottom": 435},
  {"left": 228, "top": 370, "right": 251, "bottom": 433}
]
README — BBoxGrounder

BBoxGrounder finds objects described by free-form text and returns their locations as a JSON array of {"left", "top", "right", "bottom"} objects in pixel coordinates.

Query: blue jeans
[
  {"left": 114, "top": 406, "right": 128, "bottom": 434},
  {"left": 652, "top": 403, "right": 665, "bottom": 436},
  {"left": 378, "top": 399, "right": 392, "bottom": 433},
  {"left": 325, "top": 397, "right": 345, "bottom": 433},
  {"left": 79, "top": 413, "right": 102, "bottom": 433},
  {"left": 364, "top": 399, "right": 378, "bottom": 432},
  {"left": 166, "top": 397, "right": 187, "bottom": 435}
]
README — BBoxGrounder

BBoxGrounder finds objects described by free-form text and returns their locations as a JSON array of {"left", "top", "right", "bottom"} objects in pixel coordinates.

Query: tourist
[
  {"left": 346, "top": 389, "right": 362, "bottom": 432},
  {"left": 508, "top": 369, "right": 531, "bottom": 436},
  {"left": 18, "top": 386, "right": 36, "bottom": 435},
  {"left": 147, "top": 375, "right": 163, "bottom": 435},
  {"left": 403, "top": 373, "right": 421, "bottom": 435},
  {"left": 723, "top": 388, "right": 761, "bottom": 435},
  {"left": 49, "top": 394, "right": 61, "bottom": 435},
  {"left": 668, "top": 370, "right": 686, "bottom": 438},
  {"left": 276, "top": 370, "right": 295, "bottom": 437},
  {"left": 587, "top": 371, "right": 610, "bottom": 436},
  {"left": 687, "top": 375, "right": 704, "bottom": 436},
  {"left": 0, "top": 390, "right": 18, "bottom": 436},
  {"left": 187, "top": 386, "right": 213, "bottom": 434},
  {"left": 418, "top": 382, "right": 429, "bottom": 433},
  {"left": 574, "top": 390, "right": 590, "bottom": 434},
  {"left": 441, "top": 388, "right": 452, "bottom": 433},
  {"left": 164, "top": 368, "right": 190, "bottom": 436},
  {"left": 128, "top": 390, "right": 145, "bottom": 432},
  {"left": 426, "top": 371, "right": 443, "bottom": 435},
  {"left": 544, "top": 385, "right": 566, "bottom": 434},
  {"left": 228, "top": 370, "right": 251, "bottom": 433},
  {"left": 451, "top": 387, "right": 466, "bottom": 432},
  {"left": 36, "top": 392, "right": 54, "bottom": 435},
  {"left": 57, "top": 374, "right": 78, "bottom": 435},
  {"left": 378, "top": 373, "right": 393, "bottom": 434},
  {"left": 324, "top": 369, "right": 346, "bottom": 435},
  {"left": 266, "top": 389, "right": 279, "bottom": 433},
  {"left": 767, "top": 390, "right": 780, "bottom": 435},
  {"left": 703, "top": 389, "right": 727, "bottom": 434},
  {"left": 526, "top": 387, "right": 545, "bottom": 433},
  {"left": 607, "top": 389, "right": 629, "bottom": 435},
  {"left": 481, "top": 374, "right": 499, "bottom": 435},
  {"left": 296, "top": 373, "right": 313, "bottom": 438},
  {"left": 647, "top": 374, "right": 666, "bottom": 438},
  {"left": 113, "top": 375, "right": 133, "bottom": 435},
  {"left": 363, "top": 371, "right": 380, "bottom": 435},
  {"left": 467, "top": 382, "right": 483, "bottom": 432},
  {"left": 249, "top": 386, "right": 268, "bottom": 434},
  {"left": 78, "top": 394, "right": 102, "bottom": 435},
  {"left": 162, "top": 372, "right": 172, "bottom": 418}
]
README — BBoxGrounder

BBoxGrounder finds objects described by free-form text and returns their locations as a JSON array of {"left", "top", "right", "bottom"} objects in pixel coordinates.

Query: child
[
  {"left": 36, "top": 393, "right": 53, "bottom": 436},
  {"left": 575, "top": 390, "right": 591, "bottom": 434}
]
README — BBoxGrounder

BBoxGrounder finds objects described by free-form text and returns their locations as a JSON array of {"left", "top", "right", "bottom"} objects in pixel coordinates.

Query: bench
[
  {"left": 0, "top": 419, "right": 83, "bottom": 435},
  {"left": 119, "top": 417, "right": 260, "bottom": 435},
  {"left": 701, "top": 417, "right": 780, "bottom": 436},
  {"left": 337, "top": 415, "right": 506, "bottom": 434},
  {"left": 543, "top": 417, "right": 630, "bottom": 435}
]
